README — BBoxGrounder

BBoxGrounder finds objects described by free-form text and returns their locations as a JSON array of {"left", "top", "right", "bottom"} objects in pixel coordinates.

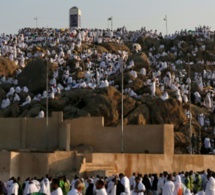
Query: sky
[{"left": 0, "top": 0, "right": 215, "bottom": 35}]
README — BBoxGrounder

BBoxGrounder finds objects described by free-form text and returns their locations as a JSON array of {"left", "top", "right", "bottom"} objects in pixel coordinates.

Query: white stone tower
[{"left": 69, "top": 6, "right": 81, "bottom": 28}]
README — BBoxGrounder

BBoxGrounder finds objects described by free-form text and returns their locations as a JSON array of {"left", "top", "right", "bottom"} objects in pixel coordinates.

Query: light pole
[
  {"left": 108, "top": 16, "right": 113, "bottom": 31},
  {"left": 188, "top": 53, "right": 192, "bottom": 154},
  {"left": 46, "top": 61, "right": 49, "bottom": 128},
  {"left": 111, "top": 16, "right": 113, "bottom": 31},
  {"left": 121, "top": 57, "right": 124, "bottom": 153},
  {"left": 164, "top": 15, "right": 168, "bottom": 36},
  {"left": 119, "top": 46, "right": 125, "bottom": 153},
  {"left": 34, "top": 17, "right": 38, "bottom": 28},
  {"left": 46, "top": 60, "right": 49, "bottom": 149}
]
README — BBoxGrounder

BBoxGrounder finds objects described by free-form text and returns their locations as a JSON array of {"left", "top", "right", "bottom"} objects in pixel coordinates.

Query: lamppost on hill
[
  {"left": 120, "top": 44, "right": 128, "bottom": 153},
  {"left": 187, "top": 53, "right": 192, "bottom": 154},
  {"left": 45, "top": 60, "right": 49, "bottom": 150},
  {"left": 34, "top": 17, "right": 38, "bottom": 28},
  {"left": 120, "top": 53, "right": 124, "bottom": 154},
  {"left": 164, "top": 15, "right": 168, "bottom": 36}
]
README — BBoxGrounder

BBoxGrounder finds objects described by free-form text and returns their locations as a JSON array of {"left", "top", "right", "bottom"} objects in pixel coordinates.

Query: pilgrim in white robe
[
  {"left": 106, "top": 181, "right": 116, "bottom": 195},
  {"left": 162, "top": 181, "right": 174, "bottom": 195},
  {"left": 132, "top": 181, "right": 145, "bottom": 195},
  {"left": 1, "top": 98, "right": 10, "bottom": 108},
  {"left": 205, "top": 177, "right": 215, "bottom": 195},
  {"left": 40, "top": 178, "right": 50, "bottom": 195},
  {"left": 160, "top": 91, "right": 169, "bottom": 101},
  {"left": 10, "top": 183, "right": 19, "bottom": 195},
  {"left": 121, "top": 176, "right": 131, "bottom": 195},
  {"left": 25, "top": 182, "right": 39, "bottom": 195},
  {"left": 198, "top": 113, "right": 205, "bottom": 127},
  {"left": 129, "top": 70, "right": 137, "bottom": 78},
  {"left": 21, "top": 95, "right": 31, "bottom": 106},
  {"left": 96, "top": 188, "right": 107, "bottom": 195},
  {"left": 51, "top": 187, "right": 63, "bottom": 195},
  {"left": 13, "top": 93, "right": 20, "bottom": 102},
  {"left": 38, "top": 110, "right": 45, "bottom": 118},
  {"left": 139, "top": 68, "right": 146, "bottom": 76},
  {"left": 174, "top": 176, "right": 183, "bottom": 195},
  {"left": 150, "top": 81, "right": 156, "bottom": 96},
  {"left": 204, "top": 93, "right": 212, "bottom": 109}
]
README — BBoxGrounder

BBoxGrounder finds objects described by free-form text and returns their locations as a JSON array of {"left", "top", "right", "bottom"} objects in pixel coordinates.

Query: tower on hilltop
[{"left": 69, "top": 6, "right": 81, "bottom": 28}]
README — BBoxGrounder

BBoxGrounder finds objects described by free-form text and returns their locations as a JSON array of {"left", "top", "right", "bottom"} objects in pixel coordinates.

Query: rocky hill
[{"left": 1, "top": 29, "right": 215, "bottom": 154}]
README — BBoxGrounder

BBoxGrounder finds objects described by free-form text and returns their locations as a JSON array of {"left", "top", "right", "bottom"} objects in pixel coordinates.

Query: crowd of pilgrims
[
  {"left": 1, "top": 26, "right": 215, "bottom": 143},
  {"left": 3, "top": 170, "right": 215, "bottom": 195}
]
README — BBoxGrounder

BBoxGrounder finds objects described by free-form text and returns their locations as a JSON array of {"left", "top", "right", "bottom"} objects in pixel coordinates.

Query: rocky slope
[{"left": 1, "top": 35, "right": 215, "bottom": 153}]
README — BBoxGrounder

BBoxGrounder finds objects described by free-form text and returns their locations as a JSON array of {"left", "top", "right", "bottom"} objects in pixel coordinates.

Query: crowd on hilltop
[
  {"left": 1, "top": 26, "right": 215, "bottom": 151},
  {"left": 2, "top": 169, "right": 215, "bottom": 195}
]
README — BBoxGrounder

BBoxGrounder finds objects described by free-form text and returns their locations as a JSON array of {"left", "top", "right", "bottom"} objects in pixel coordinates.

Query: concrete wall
[
  {"left": 0, "top": 112, "right": 67, "bottom": 151},
  {"left": 8, "top": 151, "right": 84, "bottom": 181},
  {"left": 82, "top": 153, "right": 215, "bottom": 177},
  {"left": 0, "top": 112, "right": 213, "bottom": 181},
  {"left": 0, "top": 112, "right": 174, "bottom": 154},
  {"left": 2, "top": 151, "right": 215, "bottom": 182},
  {"left": 0, "top": 119, "right": 22, "bottom": 149},
  {"left": 67, "top": 117, "right": 174, "bottom": 154}
]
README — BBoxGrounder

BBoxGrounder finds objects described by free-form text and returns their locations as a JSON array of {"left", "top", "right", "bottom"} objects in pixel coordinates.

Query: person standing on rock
[
  {"left": 37, "top": 109, "right": 45, "bottom": 118},
  {"left": 150, "top": 78, "right": 156, "bottom": 97},
  {"left": 204, "top": 93, "right": 212, "bottom": 111}
]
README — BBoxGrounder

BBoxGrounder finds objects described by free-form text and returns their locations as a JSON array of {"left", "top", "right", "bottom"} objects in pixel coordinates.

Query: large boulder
[
  {"left": 26, "top": 107, "right": 41, "bottom": 117},
  {"left": 100, "top": 43, "right": 130, "bottom": 53},
  {"left": 137, "top": 37, "right": 160, "bottom": 50},
  {"left": 81, "top": 93, "right": 119, "bottom": 126},
  {"left": 127, "top": 78, "right": 144, "bottom": 91},
  {"left": 124, "top": 104, "right": 150, "bottom": 125},
  {"left": 67, "top": 87, "right": 122, "bottom": 125},
  {"left": 97, "top": 87, "right": 136, "bottom": 116},
  {"left": 150, "top": 98, "right": 187, "bottom": 130},
  {"left": 205, "top": 51, "right": 215, "bottom": 61},
  {"left": 63, "top": 89, "right": 91, "bottom": 103},
  {"left": 0, "top": 57, "right": 17, "bottom": 77},
  {"left": 1, "top": 83, "right": 12, "bottom": 93},
  {"left": 0, "top": 87, "right": 6, "bottom": 103},
  {"left": 0, "top": 108, "right": 11, "bottom": 117},
  {"left": 96, "top": 45, "right": 109, "bottom": 53},
  {"left": 122, "top": 96, "right": 136, "bottom": 116},
  {"left": 128, "top": 52, "right": 150, "bottom": 71},
  {"left": 111, "top": 73, "right": 134, "bottom": 88},
  {"left": 10, "top": 103, "right": 21, "bottom": 117},
  {"left": 63, "top": 87, "right": 122, "bottom": 125},
  {"left": 175, "top": 132, "right": 190, "bottom": 147},
  {"left": 49, "top": 97, "right": 70, "bottom": 111},
  {"left": 17, "top": 59, "right": 48, "bottom": 93},
  {"left": 63, "top": 105, "right": 90, "bottom": 119}
]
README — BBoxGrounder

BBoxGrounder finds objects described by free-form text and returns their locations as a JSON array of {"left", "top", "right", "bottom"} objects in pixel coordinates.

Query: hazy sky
[{"left": 0, "top": 0, "right": 215, "bottom": 35}]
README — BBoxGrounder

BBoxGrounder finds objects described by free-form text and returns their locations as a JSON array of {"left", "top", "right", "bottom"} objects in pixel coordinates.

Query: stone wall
[
  {"left": 0, "top": 112, "right": 174, "bottom": 154},
  {"left": 80, "top": 153, "right": 215, "bottom": 177},
  {"left": 1, "top": 151, "right": 215, "bottom": 182},
  {"left": 8, "top": 151, "right": 83, "bottom": 181},
  {"left": 0, "top": 112, "right": 67, "bottom": 151},
  {"left": 67, "top": 117, "right": 174, "bottom": 154}
]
